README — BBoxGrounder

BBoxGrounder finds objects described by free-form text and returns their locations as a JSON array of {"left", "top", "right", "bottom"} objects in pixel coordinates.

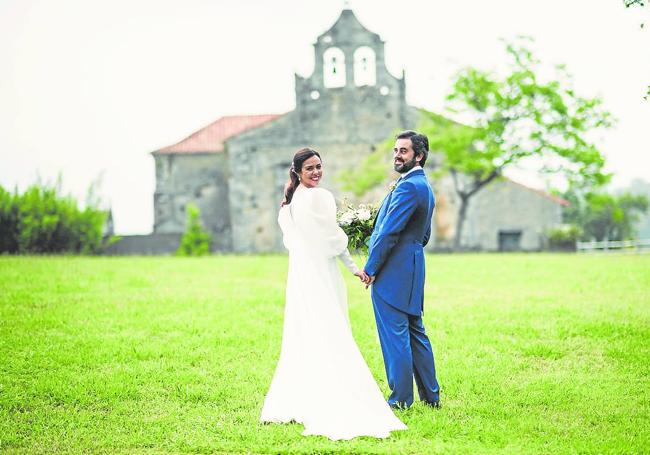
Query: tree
[
  {"left": 563, "top": 190, "right": 649, "bottom": 241},
  {"left": 624, "top": 0, "right": 647, "bottom": 25},
  {"left": 618, "top": 178, "right": 650, "bottom": 237},
  {"left": 338, "top": 135, "right": 395, "bottom": 197},
  {"left": 177, "top": 204, "right": 211, "bottom": 256},
  {"left": 625, "top": 0, "right": 646, "bottom": 9},
  {"left": 623, "top": 0, "right": 649, "bottom": 98},
  {"left": 423, "top": 38, "right": 614, "bottom": 249},
  {"left": 338, "top": 111, "right": 458, "bottom": 197}
]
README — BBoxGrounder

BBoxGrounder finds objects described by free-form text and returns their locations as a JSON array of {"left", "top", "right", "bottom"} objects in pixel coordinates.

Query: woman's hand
[{"left": 354, "top": 270, "right": 370, "bottom": 283}]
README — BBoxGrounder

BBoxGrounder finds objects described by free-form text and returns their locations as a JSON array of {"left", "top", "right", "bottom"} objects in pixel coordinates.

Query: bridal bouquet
[{"left": 337, "top": 202, "right": 379, "bottom": 254}]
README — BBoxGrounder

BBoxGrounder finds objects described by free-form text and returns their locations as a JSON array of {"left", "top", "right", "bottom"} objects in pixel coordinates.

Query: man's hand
[{"left": 364, "top": 274, "right": 376, "bottom": 289}]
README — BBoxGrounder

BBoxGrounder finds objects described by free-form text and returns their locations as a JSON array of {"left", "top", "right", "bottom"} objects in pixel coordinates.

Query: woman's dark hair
[{"left": 281, "top": 148, "right": 321, "bottom": 206}]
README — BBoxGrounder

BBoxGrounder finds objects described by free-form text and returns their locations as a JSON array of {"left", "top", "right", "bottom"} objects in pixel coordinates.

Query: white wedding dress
[{"left": 260, "top": 185, "right": 406, "bottom": 440}]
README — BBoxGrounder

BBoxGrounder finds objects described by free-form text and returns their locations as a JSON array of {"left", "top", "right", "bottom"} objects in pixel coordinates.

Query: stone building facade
[
  {"left": 151, "top": 114, "right": 280, "bottom": 251},
  {"left": 151, "top": 9, "right": 421, "bottom": 253},
  {"left": 432, "top": 177, "right": 568, "bottom": 251},
  {"left": 116, "top": 8, "right": 565, "bottom": 255},
  {"left": 465, "top": 180, "right": 567, "bottom": 251}
]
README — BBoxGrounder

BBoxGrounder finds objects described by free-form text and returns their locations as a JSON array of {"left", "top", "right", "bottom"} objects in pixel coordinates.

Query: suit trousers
[{"left": 371, "top": 291, "right": 440, "bottom": 407}]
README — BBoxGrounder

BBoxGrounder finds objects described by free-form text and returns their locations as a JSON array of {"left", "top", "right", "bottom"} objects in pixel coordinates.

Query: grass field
[{"left": 1, "top": 254, "right": 649, "bottom": 454}]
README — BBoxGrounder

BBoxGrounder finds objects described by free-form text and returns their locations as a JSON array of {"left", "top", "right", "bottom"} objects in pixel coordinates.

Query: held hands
[
  {"left": 354, "top": 270, "right": 368, "bottom": 283},
  {"left": 354, "top": 270, "right": 375, "bottom": 289}
]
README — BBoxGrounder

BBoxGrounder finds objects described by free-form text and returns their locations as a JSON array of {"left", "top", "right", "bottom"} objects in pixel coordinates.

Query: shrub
[
  {"left": 177, "top": 204, "right": 211, "bottom": 256},
  {"left": 0, "top": 180, "right": 112, "bottom": 254},
  {"left": 546, "top": 224, "right": 582, "bottom": 251}
]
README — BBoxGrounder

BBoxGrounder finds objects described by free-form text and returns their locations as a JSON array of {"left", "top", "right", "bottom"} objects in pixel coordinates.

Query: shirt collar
[{"left": 399, "top": 165, "right": 423, "bottom": 180}]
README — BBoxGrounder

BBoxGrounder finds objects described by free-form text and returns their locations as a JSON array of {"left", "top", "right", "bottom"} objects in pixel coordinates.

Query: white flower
[
  {"left": 339, "top": 211, "right": 356, "bottom": 226},
  {"left": 356, "top": 208, "right": 371, "bottom": 221}
]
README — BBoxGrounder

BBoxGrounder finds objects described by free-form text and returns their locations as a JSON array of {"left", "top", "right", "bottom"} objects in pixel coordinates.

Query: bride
[{"left": 260, "top": 148, "right": 406, "bottom": 440}]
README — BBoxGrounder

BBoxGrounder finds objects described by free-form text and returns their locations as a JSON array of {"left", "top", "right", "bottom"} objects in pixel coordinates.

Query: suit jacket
[{"left": 365, "top": 169, "right": 434, "bottom": 315}]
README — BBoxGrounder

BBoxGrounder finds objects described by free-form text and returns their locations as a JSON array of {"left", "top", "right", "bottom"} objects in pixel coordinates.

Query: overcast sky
[{"left": 1, "top": 0, "right": 648, "bottom": 234}]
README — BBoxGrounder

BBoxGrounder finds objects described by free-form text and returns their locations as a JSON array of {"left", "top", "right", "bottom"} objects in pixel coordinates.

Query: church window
[
  {"left": 380, "top": 85, "right": 390, "bottom": 96},
  {"left": 354, "top": 46, "right": 376, "bottom": 86},
  {"left": 310, "top": 90, "right": 320, "bottom": 100},
  {"left": 323, "top": 47, "right": 346, "bottom": 88}
]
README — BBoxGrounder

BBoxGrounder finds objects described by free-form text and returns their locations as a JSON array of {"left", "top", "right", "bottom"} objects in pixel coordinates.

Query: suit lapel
[
  {"left": 372, "top": 170, "right": 425, "bottom": 230},
  {"left": 373, "top": 192, "right": 391, "bottom": 230}
]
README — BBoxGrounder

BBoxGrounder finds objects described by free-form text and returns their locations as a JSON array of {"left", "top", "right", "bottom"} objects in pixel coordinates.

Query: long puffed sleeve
[
  {"left": 337, "top": 248, "right": 360, "bottom": 274},
  {"left": 278, "top": 205, "right": 296, "bottom": 252},
  {"left": 289, "top": 187, "right": 349, "bottom": 258}
]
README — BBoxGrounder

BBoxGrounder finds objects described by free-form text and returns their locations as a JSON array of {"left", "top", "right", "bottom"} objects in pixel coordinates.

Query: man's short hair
[{"left": 396, "top": 130, "right": 429, "bottom": 167}]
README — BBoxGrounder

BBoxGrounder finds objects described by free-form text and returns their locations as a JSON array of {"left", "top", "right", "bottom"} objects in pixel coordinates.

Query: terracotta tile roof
[
  {"left": 154, "top": 114, "right": 281, "bottom": 154},
  {"left": 507, "top": 178, "right": 570, "bottom": 206}
]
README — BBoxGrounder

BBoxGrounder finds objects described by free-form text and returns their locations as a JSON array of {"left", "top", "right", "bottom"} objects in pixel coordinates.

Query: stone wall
[
  {"left": 461, "top": 179, "right": 563, "bottom": 251},
  {"left": 226, "top": 103, "right": 420, "bottom": 253},
  {"left": 104, "top": 233, "right": 181, "bottom": 255},
  {"left": 153, "top": 153, "right": 231, "bottom": 251}
]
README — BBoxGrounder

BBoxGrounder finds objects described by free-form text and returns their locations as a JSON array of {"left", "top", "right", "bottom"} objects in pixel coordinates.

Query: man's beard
[{"left": 394, "top": 155, "right": 418, "bottom": 173}]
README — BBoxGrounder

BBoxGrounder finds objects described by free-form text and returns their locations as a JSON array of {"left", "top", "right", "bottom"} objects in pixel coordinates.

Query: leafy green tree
[
  {"left": 564, "top": 190, "right": 648, "bottom": 241},
  {"left": 423, "top": 38, "right": 613, "bottom": 249},
  {"left": 177, "top": 204, "right": 211, "bottom": 256},
  {"left": 338, "top": 135, "right": 395, "bottom": 197},
  {"left": 338, "top": 111, "right": 457, "bottom": 196}
]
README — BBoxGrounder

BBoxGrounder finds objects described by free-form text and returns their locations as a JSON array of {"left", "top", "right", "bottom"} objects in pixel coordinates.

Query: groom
[{"left": 363, "top": 130, "right": 440, "bottom": 409}]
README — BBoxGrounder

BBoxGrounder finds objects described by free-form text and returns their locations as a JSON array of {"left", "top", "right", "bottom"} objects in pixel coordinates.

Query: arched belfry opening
[
  {"left": 323, "top": 47, "right": 346, "bottom": 88},
  {"left": 353, "top": 46, "right": 376, "bottom": 86},
  {"left": 297, "top": 8, "right": 405, "bottom": 96}
]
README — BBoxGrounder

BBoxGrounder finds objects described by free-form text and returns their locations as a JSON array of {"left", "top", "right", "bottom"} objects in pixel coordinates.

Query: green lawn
[{"left": 1, "top": 254, "right": 649, "bottom": 454}]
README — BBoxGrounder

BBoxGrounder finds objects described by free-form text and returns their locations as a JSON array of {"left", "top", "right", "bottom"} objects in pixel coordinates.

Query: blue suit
[{"left": 365, "top": 168, "right": 440, "bottom": 407}]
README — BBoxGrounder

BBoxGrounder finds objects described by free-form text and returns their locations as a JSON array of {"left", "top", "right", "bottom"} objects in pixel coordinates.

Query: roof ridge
[
  {"left": 154, "top": 113, "right": 282, "bottom": 155},
  {"left": 504, "top": 177, "right": 569, "bottom": 206}
]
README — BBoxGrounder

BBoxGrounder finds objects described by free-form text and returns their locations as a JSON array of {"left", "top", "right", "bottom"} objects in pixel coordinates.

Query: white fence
[{"left": 576, "top": 238, "right": 650, "bottom": 253}]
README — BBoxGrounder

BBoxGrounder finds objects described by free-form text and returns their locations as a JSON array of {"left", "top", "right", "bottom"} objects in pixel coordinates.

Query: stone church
[{"left": 116, "top": 8, "right": 565, "bottom": 254}]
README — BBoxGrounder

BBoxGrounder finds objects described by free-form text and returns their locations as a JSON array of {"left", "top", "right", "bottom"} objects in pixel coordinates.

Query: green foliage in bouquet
[{"left": 337, "top": 202, "right": 379, "bottom": 255}]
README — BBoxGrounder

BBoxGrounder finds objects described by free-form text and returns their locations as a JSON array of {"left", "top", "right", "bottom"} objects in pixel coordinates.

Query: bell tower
[{"left": 293, "top": 8, "right": 410, "bottom": 143}]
